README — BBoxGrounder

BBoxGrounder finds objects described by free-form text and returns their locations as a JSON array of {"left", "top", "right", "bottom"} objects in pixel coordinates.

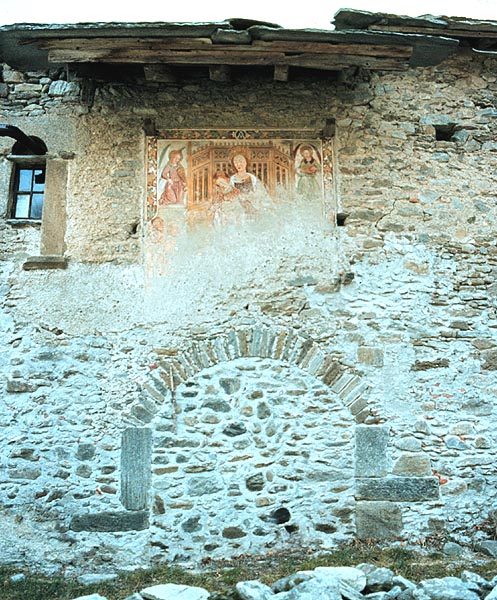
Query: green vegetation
[{"left": 2, "top": 544, "right": 497, "bottom": 600}]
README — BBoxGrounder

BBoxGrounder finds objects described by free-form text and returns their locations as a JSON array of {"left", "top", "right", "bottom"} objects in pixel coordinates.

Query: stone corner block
[
  {"left": 356, "top": 476, "right": 440, "bottom": 502},
  {"left": 356, "top": 501, "right": 403, "bottom": 540},
  {"left": 121, "top": 427, "right": 153, "bottom": 510},
  {"left": 69, "top": 510, "right": 149, "bottom": 532},
  {"left": 355, "top": 424, "right": 391, "bottom": 477}
]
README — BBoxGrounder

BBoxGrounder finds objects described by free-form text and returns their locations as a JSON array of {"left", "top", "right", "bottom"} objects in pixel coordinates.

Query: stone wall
[{"left": 1, "top": 50, "right": 497, "bottom": 573}]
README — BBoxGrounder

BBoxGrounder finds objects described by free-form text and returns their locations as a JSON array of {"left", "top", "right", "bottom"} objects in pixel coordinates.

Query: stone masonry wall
[{"left": 1, "top": 50, "right": 497, "bottom": 573}]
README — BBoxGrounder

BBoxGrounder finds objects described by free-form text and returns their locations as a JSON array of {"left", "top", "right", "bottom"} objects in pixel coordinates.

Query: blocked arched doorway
[{"left": 148, "top": 356, "right": 357, "bottom": 561}]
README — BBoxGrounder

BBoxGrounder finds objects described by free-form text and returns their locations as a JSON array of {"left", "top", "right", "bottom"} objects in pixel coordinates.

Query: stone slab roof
[{"left": 333, "top": 9, "right": 497, "bottom": 51}]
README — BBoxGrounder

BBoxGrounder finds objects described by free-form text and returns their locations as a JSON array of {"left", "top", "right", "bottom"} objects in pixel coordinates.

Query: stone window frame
[
  {"left": 5, "top": 153, "right": 70, "bottom": 269},
  {"left": 6, "top": 154, "right": 46, "bottom": 224}
]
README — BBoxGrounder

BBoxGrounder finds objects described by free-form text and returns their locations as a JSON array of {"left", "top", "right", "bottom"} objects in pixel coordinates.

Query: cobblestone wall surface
[{"left": 1, "top": 51, "right": 497, "bottom": 572}]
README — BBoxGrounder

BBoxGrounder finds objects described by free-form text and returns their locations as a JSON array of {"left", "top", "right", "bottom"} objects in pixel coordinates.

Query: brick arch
[{"left": 130, "top": 327, "right": 379, "bottom": 425}]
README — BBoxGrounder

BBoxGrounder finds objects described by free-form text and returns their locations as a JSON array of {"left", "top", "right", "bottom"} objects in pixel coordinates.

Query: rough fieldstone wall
[{"left": 1, "top": 50, "right": 497, "bottom": 572}]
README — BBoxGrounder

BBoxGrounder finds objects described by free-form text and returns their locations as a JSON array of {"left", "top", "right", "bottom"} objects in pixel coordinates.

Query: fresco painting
[{"left": 145, "top": 131, "right": 333, "bottom": 274}]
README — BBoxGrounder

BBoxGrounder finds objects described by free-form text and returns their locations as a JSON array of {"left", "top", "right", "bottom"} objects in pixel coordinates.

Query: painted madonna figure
[{"left": 213, "top": 147, "right": 267, "bottom": 224}]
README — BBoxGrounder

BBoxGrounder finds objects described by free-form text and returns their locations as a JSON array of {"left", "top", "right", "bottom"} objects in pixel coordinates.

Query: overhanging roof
[{"left": 0, "top": 16, "right": 460, "bottom": 80}]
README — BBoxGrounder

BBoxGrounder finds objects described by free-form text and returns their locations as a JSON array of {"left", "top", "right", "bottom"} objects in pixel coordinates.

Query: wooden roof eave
[
  {"left": 247, "top": 26, "right": 459, "bottom": 67},
  {"left": 0, "top": 18, "right": 459, "bottom": 72}
]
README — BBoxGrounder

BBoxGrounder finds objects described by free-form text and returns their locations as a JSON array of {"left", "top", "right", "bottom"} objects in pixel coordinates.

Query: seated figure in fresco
[
  {"left": 159, "top": 149, "right": 187, "bottom": 205},
  {"left": 212, "top": 148, "right": 265, "bottom": 224},
  {"left": 296, "top": 144, "right": 321, "bottom": 200}
]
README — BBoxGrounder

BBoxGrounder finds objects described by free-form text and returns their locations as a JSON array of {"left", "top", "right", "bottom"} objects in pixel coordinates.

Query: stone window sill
[
  {"left": 6, "top": 218, "right": 41, "bottom": 228},
  {"left": 23, "top": 255, "right": 68, "bottom": 270}
]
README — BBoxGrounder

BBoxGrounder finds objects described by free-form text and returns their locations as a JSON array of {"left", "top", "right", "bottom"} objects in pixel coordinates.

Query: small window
[{"left": 11, "top": 164, "right": 46, "bottom": 220}]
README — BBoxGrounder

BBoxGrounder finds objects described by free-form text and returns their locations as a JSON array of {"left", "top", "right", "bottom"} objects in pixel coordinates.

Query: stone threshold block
[
  {"left": 356, "top": 476, "right": 440, "bottom": 501},
  {"left": 69, "top": 510, "right": 149, "bottom": 532},
  {"left": 23, "top": 255, "right": 68, "bottom": 270}
]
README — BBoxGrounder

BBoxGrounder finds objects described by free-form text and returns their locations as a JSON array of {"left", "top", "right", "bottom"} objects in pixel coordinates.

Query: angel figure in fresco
[
  {"left": 159, "top": 149, "right": 187, "bottom": 206},
  {"left": 296, "top": 144, "right": 321, "bottom": 200}
]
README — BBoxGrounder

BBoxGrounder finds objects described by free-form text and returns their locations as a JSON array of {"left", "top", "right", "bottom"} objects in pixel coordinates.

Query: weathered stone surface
[
  {"left": 76, "top": 443, "right": 96, "bottom": 461},
  {"left": 475, "top": 540, "right": 497, "bottom": 558},
  {"left": 202, "top": 399, "right": 231, "bottom": 412},
  {"left": 355, "top": 426, "right": 390, "bottom": 477},
  {"left": 236, "top": 580, "right": 274, "bottom": 600},
  {"left": 357, "top": 346, "right": 384, "bottom": 367},
  {"left": 223, "top": 422, "right": 247, "bottom": 437},
  {"left": 392, "top": 454, "right": 432, "bottom": 476},
  {"left": 140, "top": 584, "right": 209, "bottom": 600},
  {"left": 181, "top": 516, "right": 201, "bottom": 533},
  {"left": 443, "top": 542, "right": 464, "bottom": 557},
  {"left": 120, "top": 427, "right": 152, "bottom": 510},
  {"left": 48, "top": 80, "right": 80, "bottom": 96},
  {"left": 282, "top": 577, "right": 342, "bottom": 600},
  {"left": 420, "top": 577, "right": 480, "bottom": 600},
  {"left": 444, "top": 435, "right": 468, "bottom": 450},
  {"left": 6, "top": 379, "right": 38, "bottom": 393},
  {"left": 77, "top": 574, "right": 118, "bottom": 585},
  {"left": 486, "top": 587, "right": 497, "bottom": 600},
  {"left": 313, "top": 566, "right": 366, "bottom": 591},
  {"left": 272, "top": 572, "right": 312, "bottom": 593},
  {"left": 246, "top": 473, "right": 265, "bottom": 491},
  {"left": 356, "top": 477, "right": 439, "bottom": 501},
  {"left": 219, "top": 377, "right": 241, "bottom": 394},
  {"left": 355, "top": 502, "right": 403, "bottom": 539},
  {"left": 69, "top": 510, "right": 149, "bottom": 532},
  {"left": 356, "top": 564, "right": 394, "bottom": 592},
  {"left": 9, "top": 468, "right": 41, "bottom": 480},
  {"left": 222, "top": 526, "right": 247, "bottom": 539},
  {"left": 460, "top": 570, "right": 490, "bottom": 595},
  {"left": 187, "top": 476, "right": 223, "bottom": 496}
]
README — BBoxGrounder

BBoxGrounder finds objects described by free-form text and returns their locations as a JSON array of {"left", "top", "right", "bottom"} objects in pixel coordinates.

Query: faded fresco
[{"left": 145, "top": 130, "right": 333, "bottom": 276}]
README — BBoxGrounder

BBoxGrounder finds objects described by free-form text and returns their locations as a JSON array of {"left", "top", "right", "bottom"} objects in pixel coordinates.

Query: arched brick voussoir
[{"left": 144, "top": 326, "right": 379, "bottom": 423}]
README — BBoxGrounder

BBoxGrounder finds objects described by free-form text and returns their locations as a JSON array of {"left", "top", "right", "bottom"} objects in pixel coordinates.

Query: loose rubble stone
[
  {"left": 357, "top": 564, "right": 394, "bottom": 592},
  {"left": 77, "top": 574, "right": 119, "bottom": 585},
  {"left": 236, "top": 580, "right": 274, "bottom": 600},
  {"left": 420, "top": 577, "right": 480, "bottom": 600},
  {"left": 312, "top": 567, "right": 367, "bottom": 592},
  {"left": 443, "top": 542, "right": 464, "bottom": 557},
  {"left": 475, "top": 540, "right": 497, "bottom": 558}
]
